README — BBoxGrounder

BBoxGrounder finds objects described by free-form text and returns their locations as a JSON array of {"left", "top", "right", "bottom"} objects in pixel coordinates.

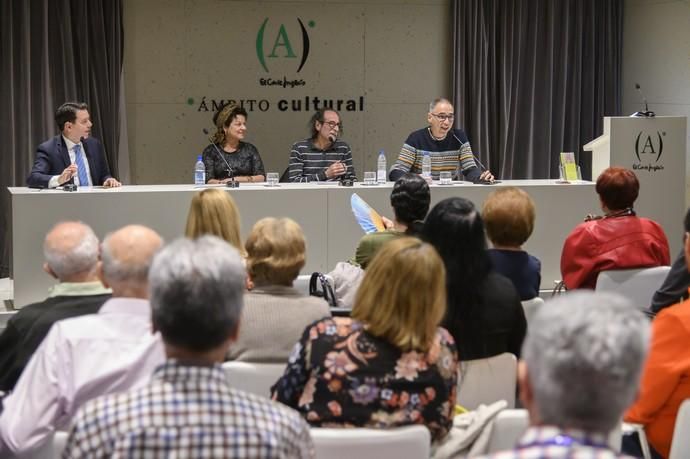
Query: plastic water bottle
[
  {"left": 377, "top": 150, "right": 387, "bottom": 184},
  {"left": 422, "top": 152, "right": 432, "bottom": 179},
  {"left": 194, "top": 155, "right": 205, "bottom": 185}
]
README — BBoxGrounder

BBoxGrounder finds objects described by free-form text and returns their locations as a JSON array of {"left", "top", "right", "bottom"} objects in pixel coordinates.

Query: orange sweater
[{"left": 625, "top": 291, "right": 690, "bottom": 458}]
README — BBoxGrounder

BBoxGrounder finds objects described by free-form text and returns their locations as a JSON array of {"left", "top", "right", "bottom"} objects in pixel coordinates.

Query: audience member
[
  {"left": 354, "top": 173, "right": 430, "bottom": 269},
  {"left": 288, "top": 108, "right": 356, "bottom": 182},
  {"left": 185, "top": 188, "right": 245, "bottom": 255},
  {"left": 561, "top": 167, "right": 670, "bottom": 289},
  {"left": 0, "top": 225, "right": 164, "bottom": 455},
  {"left": 64, "top": 236, "right": 314, "bottom": 458},
  {"left": 228, "top": 218, "right": 330, "bottom": 362},
  {"left": 423, "top": 197, "right": 526, "bottom": 360},
  {"left": 651, "top": 249, "right": 690, "bottom": 313},
  {"left": 0, "top": 222, "right": 110, "bottom": 391},
  {"left": 478, "top": 291, "right": 649, "bottom": 458},
  {"left": 482, "top": 187, "right": 541, "bottom": 300},
  {"left": 624, "top": 207, "right": 690, "bottom": 458},
  {"left": 203, "top": 103, "right": 266, "bottom": 184},
  {"left": 272, "top": 237, "right": 458, "bottom": 441}
]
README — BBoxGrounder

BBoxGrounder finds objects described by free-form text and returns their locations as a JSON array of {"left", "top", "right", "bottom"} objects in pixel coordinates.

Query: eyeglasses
[
  {"left": 323, "top": 120, "right": 342, "bottom": 129},
  {"left": 430, "top": 113, "right": 455, "bottom": 122}
]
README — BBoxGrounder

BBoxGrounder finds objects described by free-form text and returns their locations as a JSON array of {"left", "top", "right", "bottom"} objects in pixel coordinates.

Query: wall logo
[
  {"left": 632, "top": 131, "right": 665, "bottom": 172},
  {"left": 256, "top": 18, "right": 312, "bottom": 74}
]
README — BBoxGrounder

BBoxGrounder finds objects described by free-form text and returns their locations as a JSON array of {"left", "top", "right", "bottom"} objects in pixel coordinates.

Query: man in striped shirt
[
  {"left": 389, "top": 98, "right": 494, "bottom": 183},
  {"left": 288, "top": 109, "right": 356, "bottom": 182}
]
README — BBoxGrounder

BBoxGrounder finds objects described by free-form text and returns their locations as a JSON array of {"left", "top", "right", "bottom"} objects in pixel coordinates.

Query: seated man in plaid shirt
[{"left": 63, "top": 235, "right": 314, "bottom": 459}]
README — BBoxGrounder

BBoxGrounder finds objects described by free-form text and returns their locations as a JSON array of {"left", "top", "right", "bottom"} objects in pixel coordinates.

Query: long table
[{"left": 9, "top": 180, "right": 601, "bottom": 307}]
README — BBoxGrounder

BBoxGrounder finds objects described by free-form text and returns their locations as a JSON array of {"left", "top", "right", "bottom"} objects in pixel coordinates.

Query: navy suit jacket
[{"left": 26, "top": 135, "right": 113, "bottom": 188}]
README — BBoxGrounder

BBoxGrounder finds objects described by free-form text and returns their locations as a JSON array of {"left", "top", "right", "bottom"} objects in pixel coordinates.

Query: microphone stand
[
  {"left": 203, "top": 129, "right": 239, "bottom": 188},
  {"left": 452, "top": 131, "right": 497, "bottom": 183}
]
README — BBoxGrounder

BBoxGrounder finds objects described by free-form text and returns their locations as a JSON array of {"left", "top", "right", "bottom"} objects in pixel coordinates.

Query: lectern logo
[
  {"left": 634, "top": 131, "right": 664, "bottom": 163},
  {"left": 256, "top": 18, "right": 312, "bottom": 73}
]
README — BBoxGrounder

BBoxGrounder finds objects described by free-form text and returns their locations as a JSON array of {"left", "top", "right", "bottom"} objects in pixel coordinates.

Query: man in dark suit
[{"left": 26, "top": 101, "right": 121, "bottom": 188}]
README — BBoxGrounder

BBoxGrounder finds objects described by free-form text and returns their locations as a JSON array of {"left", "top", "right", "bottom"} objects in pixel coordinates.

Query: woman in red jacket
[{"left": 560, "top": 167, "right": 670, "bottom": 290}]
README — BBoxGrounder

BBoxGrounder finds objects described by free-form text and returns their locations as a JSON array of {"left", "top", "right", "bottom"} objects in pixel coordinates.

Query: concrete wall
[
  {"left": 623, "top": 0, "right": 690, "bottom": 203},
  {"left": 123, "top": 0, "right": 452, "bottom": 184}
]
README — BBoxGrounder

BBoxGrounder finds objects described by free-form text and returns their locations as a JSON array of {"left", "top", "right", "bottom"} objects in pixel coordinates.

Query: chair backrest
[
  {"left": 15, "top": 431, "right": 69, "bottom": 459},
  {"left": 221, "top": 361, "right": 285, "bottom": 398},
  {"left": 669, "top": 398, "right": 690, "bottom": 459},
  {"left": 520, "top": 297, "right": 545, "bottom": 326},
  {"left": 458, "top": 352, "right": 517, "bottom": 410},
  {"left": 595, "top": 266, "right": 671, "bottom": 311},
  {"left": 486, "top": 410, "right": 622, "bottom": 454},
  {"left": 310, "top": 425, "right": 430, "bottom": 459},
  {"left": 486, "top": 409, "right": 529, "bottom": 453}
]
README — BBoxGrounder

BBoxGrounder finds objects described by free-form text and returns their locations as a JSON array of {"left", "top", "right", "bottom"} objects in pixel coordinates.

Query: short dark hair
[
  {"left": 149, "top": 236, "right": 245, "bottom": 352},
  {"left": 309, "top": 108, "right": 342, "bottom": 139},
  {"left": 595, "top": 167, "right": 639, "bottom": 211},
  {"left": 390, "top": 173, "right": 430, "bottom": 235},
  {"left": 55, "top": 102, "right": 88, "bottom": 131}
]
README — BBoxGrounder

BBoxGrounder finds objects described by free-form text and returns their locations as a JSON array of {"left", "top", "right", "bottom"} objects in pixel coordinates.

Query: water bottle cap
[
  {"left": 379, "top": 150, "right": 385, "bottom": 155},
  {"left": 197, "top": 155, "right": 202, "bottom": 160}
]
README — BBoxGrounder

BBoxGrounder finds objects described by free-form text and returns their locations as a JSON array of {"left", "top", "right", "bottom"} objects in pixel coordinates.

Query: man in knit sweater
[{"left": 390, "top": 98, "right": 494, "bottom": 183}]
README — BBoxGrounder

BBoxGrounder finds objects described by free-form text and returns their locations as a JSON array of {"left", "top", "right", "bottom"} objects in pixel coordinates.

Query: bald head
[
  {"left": 100, "top": 225, "right": 163, "bottom": 298},
  {"left": 43, "top": 221, "right": 99, "bottom": 281}
]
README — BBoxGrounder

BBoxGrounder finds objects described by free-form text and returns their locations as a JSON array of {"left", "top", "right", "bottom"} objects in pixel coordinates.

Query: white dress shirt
[
  {"left": 0, "top": 297, "right": 165, "bottom": 455},
  {"left": 47, "top": 136, "right": 93, "bottom": 188}
]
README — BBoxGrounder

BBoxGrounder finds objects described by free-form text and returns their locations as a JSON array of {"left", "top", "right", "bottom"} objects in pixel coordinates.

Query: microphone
[
  {"left": 202, "top": 128, "right": 239, "bottom": 188},
  {"left": 452, "top": 131, "right": 497, "bottom": 183},
  {"left": 632, "top": 83, "right": 655, "bottom": 117}
]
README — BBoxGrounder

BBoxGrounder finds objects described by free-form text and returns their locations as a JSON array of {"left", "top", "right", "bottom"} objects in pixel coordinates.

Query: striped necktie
[{"left": 74, "top": 144, "right": 89, "bottom": 186}]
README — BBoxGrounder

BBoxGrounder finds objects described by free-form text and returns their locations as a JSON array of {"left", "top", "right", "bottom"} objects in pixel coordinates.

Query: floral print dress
[{"left": 271, "top": 317, "right": 458, "bottom": 441}]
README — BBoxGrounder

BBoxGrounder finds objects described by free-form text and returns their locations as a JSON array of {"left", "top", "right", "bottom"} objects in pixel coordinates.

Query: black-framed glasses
[
  {"left": 430, "top": 113, "right": 455, "bottom": 122},
  {"left": 323, "top": 121, "right": 342, "bottom": 129}
]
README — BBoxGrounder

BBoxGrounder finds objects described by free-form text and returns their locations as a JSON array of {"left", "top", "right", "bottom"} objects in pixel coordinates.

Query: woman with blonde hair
[
  {"left": 228, "top": 217, "right": 330, "bottom": 362},
  {"left": 272, "top": 237, "right": 458, "bottom": 441},
  {"left": 185, "top": 188, "right": 244, "bottom": 255}
]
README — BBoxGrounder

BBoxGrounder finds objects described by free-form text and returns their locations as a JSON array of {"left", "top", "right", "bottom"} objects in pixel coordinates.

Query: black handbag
[{"left": 309, "top": 272, "right": 337, "bottom": 308}]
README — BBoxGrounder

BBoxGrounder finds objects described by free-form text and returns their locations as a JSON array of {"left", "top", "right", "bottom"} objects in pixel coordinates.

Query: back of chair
[
  {"left": 520, "top": 297, "right": 545, "bottom": 326},
  {"left": 595, "top": 266, "right": 671, "bottom": 311},
  {"left": 669, "top": 398, "right": 690, "bottom": 459},
  {"left": 310, "top": 425, "right": 430, "bottom": 459},
  {"left": 458, "top": 352, "right": 517, "bottom": 410},
  {"left": 486, "top": 409, "right": 529, "bottom": 453},
  {"left": 15, "top": 431, "right": 69, "bottom": 459},
  {"left": 221, "top": 361, "right": 285, "bottom": 398}
]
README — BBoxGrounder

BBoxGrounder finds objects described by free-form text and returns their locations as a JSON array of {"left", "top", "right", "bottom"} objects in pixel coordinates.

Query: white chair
[
  {"left": 457, "top": 353, "right": 517, "bottom": 410},
  {"left": 221, "top": 361, "right": 285, "bottom": 398},
  {"left": 520, "top": 297, "right": 545, "bottom": 326},
  {"left": 487, "top": 410, "right": 622, "bottom": 454},
  {"left": 486, "top": 409, "right": 529, "bottom": 453},
  {"left": 595, "top": 266, "right": 671, "bottom": 311},
  {"left": 16, "top": 431, "right": 69, "bottom": 459},
  {"left": 310, "top": 425, "right": 430, "bottom": 459},
  {"left": 669, "top": 398, "right": 690, "bottom": 459}
]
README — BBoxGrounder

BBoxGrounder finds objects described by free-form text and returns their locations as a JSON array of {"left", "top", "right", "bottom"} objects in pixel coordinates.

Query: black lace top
[{"left": 201, "top": 142, "right": 265, "bottom": 182}]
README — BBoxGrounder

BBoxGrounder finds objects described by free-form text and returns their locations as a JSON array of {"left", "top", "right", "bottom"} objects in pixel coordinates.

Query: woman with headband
[{"left": 202, "top": 103, "right": 265, "bottom": 184}]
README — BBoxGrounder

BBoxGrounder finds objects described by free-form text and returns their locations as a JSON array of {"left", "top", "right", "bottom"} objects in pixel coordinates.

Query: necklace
[{"left": 427, "top": 127, "right": 447, "bottom": 141}]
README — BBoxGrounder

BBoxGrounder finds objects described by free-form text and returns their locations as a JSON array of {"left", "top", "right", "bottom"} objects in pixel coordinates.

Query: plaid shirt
[
  {"left": 62, "top": 360, "right": 314, "bottom": 459},
  {"left": 475, "top": 426, "right": 634, "bottom": 459}
]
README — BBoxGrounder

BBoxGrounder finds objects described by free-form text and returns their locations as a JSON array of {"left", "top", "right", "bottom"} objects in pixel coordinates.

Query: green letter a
[{"left": 268, "top": 24, "right": 297, "bottom": 58}]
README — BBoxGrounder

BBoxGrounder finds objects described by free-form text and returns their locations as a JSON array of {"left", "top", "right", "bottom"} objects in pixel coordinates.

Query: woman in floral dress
[{"left": 271, "top": 237, "right": 458, "bottom": 441}]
